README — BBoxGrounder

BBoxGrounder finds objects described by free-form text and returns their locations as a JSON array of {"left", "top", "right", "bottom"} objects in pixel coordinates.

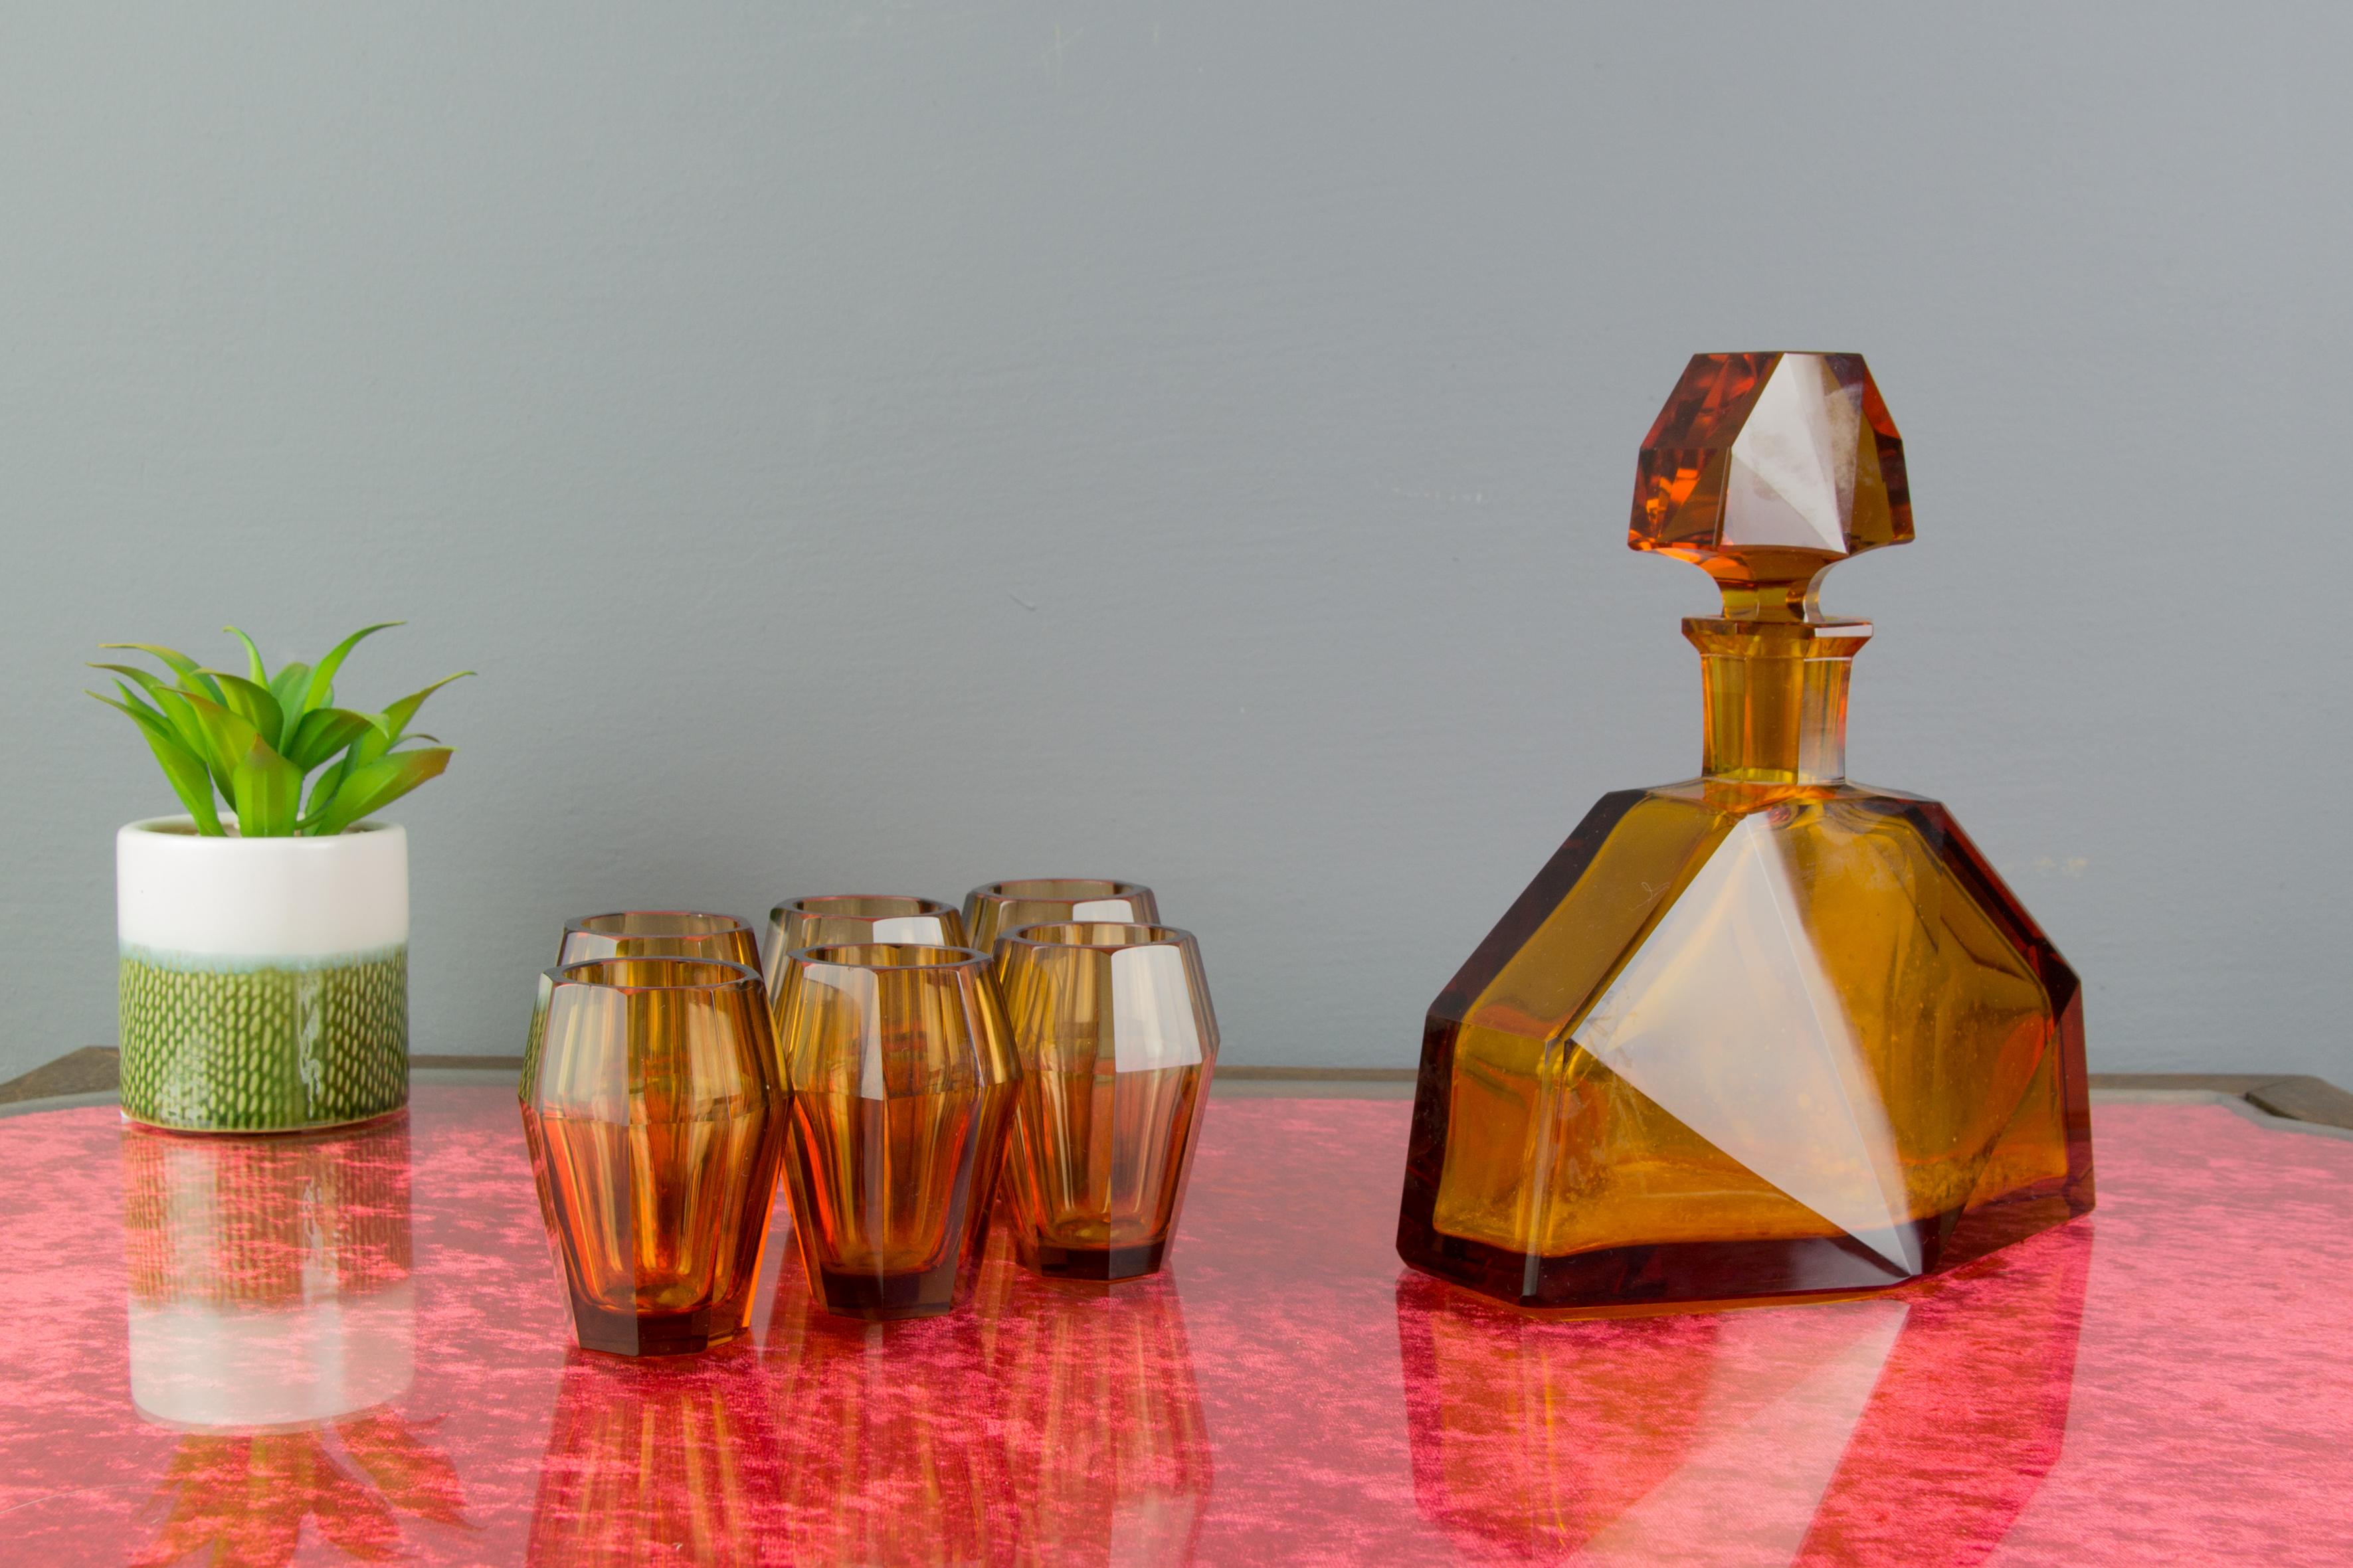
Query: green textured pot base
[{"left": 120, "top": 947, "right": 409, "bottom": 1132}]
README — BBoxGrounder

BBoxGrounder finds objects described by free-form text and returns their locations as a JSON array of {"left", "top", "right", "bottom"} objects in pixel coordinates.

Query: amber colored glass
[
  {"left": 519, "top": 957, "right": 786, "bottom": 1355},
  {"left": 762, "top": 895, "right": 966, "bottom": 986},
  {"left": 964, "top": 879, "right": 1159, "bottom": 956},
  {"left": 1631, "top": 350, "right": 1911, "bottom": 622},
  {"left": 992, "top": 922, "right": 1218, "bottom": 1280},
  {"left": 556, "top": 911, "right": 761, "bottom": 970},
  {"left": 772, "top": 942, "right": 1019, "bottom": 1319},
  {"left": 1398, "top": 353, "right": 2093, "bottom": 1313}
]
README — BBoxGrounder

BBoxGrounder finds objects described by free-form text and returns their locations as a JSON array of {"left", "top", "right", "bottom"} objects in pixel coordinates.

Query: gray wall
[{"left": 4, "top": 5, "right": 2348, "bottom": 1083}]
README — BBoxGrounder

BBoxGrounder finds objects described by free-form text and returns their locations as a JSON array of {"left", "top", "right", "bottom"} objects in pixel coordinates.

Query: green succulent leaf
[
  {"left": 224, "top": 626, "right": 270, "bottom": 689},
  {"left": 98, "top": 643, "right": 223, "bottom": 704},
  {"left": 173, "top": 689, "right": 264, "bottom": 794},
  {"left": 371, "top": 672, "right": 472, "bottom": 744},
  {"left": 88, "top": 690, "right": 223, "bottom": 833},
  {"left": 284, "top": 706, "right": 375, "bottom": 772},
  {"left": 103, "top": 679, "right": 171, "bottom": 730},
  {"left": 228, "top": 733, "right": 304, "bottom": 837},
  {"left": 98, "top": 622, "right": 461, "bottom": 835},
  {"left": 90, "top": 661, "right": 175, "bottom": 701},
  {"left": 199, "top": 671, "right": 287, "bottom": 754},
  {"left": 268, "top": 660, "right": 314, "bottom": 729},
  {"left": 301, "top": 622, "right": 403, "bottom": 719},
  {"left": 91, "top": 664, "right": 224, "bottom": 775},
  {"left": 309, "top": 721, "right": 385, "bottom": 818},
  {"left": 307, "top": 746, "right": 452, "bottom": 837},
  {"left": 141, "top": 685, "right": 221, "bottom": 774}
]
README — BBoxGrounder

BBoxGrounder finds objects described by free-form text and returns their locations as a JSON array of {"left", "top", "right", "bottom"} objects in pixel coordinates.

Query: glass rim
[
  {"left": 769, "top": 895, "right": 957, "bottom": 920},
  {"left": 970, "top": 878, "right": 1150, "bottom": 903},
  {"left": 565, "top": 909, "right": 755, "bottom": 937},
  {"left": 996, "top": 921, "right": 1193, "bottom": 953},
  {"left": 547, "top": 956, "right": 765, "bottom": 992},
  {"left": 784, "top": 942, "right": 990, "bottom": 972}
]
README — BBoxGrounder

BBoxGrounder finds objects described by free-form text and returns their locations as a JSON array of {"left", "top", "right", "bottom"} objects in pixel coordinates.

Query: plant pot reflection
[
  {"left": 121, "top": 1115, "right": 468, "bottom": 1561},
  {"left": 526, "top": 1345, "right": 786, "bottom": 1567},
  {"left": 125, "top": 1116, "right": 415, "bottom": 1427},
  {"left": 1395, "top": 1222, "right": 2092, "bottom": 1565}
]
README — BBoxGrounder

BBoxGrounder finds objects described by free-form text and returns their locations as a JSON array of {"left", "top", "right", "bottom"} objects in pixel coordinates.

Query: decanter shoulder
[{"left": 1639, "top": 776, "right": 1940, "bottom": 814}]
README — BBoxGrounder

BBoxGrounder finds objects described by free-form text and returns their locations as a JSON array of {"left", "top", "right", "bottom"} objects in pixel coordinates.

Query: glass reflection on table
[
  {"left": 766, "top": 1255, "right": 1014, "bottom": 1563},
  {"left": 516, "top": 1231, "right": 1214, "bottom": 1565},
  {"left": 1397, "top": 1222, "right": 2091, "bottom": 1567},
  {"left": 978, "top": 1260, "right": 1213, "bottom": 1565},
  {"left": 121, "top": 1113, "right": 467, "bottom": 1563},
  {"left": 527, "top": 1344, "right": 785, "bottom": 1567}
]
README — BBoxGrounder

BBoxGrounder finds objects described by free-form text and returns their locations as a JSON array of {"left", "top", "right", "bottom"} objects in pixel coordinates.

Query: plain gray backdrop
[{"left": 3, "top": 4, "right": 2346, "bottom": 1083}]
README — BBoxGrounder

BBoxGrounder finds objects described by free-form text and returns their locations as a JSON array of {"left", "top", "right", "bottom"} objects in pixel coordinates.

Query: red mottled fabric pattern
[{"left": 0, "top": 1089, "right": 2346, "bottom": 1565}]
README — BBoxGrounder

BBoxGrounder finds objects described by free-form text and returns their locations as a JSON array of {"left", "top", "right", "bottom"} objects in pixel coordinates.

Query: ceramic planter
[{"left": 116, "top": 816, "right": 410, "bottom": 1132}]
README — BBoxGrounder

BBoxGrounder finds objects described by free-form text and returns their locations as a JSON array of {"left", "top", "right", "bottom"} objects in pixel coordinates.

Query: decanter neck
[{"left": 1685, "top": 618, "right": 1873, "bottom": 786}]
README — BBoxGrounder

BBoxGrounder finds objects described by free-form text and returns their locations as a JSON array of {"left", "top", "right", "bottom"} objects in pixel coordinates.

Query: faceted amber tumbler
[
  {"left": 763, "top": 897, "right": 967, "bottom": 988},
  {"left": 965, "top": 880, "right": 1159, "bottom": 956},
  {"left": 772, "top": 943, "right": 1019, "bottom": 1320},
  {"left": 557, "top": 911, "right": 761, "bottom": 970},
  {"left": 992, "top": 923, "right": 1218, "bottom": 1280},
  {"left": 520, "top": 957, "right": 787, "bottom": 1355}
]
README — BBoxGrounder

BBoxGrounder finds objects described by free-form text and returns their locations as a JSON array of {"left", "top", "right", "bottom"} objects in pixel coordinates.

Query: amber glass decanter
[{"left": 1397, "top": 352, "right": 2093, "bottom": 1313}]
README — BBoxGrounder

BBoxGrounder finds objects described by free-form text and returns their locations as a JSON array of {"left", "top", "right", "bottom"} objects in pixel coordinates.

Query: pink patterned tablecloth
[{"left": 0, "top": 1084, "right": 2347, "bottom": 1565}]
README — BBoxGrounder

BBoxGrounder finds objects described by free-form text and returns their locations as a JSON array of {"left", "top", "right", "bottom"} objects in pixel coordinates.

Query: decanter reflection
[
  {"left": 122, "top": 1116, "right": 468, "bottom": 1561},
  {"left": 526, "top": 1346, "right": 785, "bottom": 1567},
  {"left": 1398, "top": 1223, "right": 2090, "bottom": 1565},
  {"left": 1398, "top": 353, "right": 2093, "bottom": 1311}
]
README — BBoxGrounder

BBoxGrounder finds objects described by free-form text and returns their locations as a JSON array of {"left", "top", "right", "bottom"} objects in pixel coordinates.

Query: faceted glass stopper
[{"left": 1632, "top": 353, "right": 1911, "bottom": 620}]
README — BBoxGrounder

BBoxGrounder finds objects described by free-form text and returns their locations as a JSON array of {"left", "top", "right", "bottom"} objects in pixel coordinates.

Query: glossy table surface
[{"left": 2, "top": 1083, "right": 2350, "bottom": 1566}]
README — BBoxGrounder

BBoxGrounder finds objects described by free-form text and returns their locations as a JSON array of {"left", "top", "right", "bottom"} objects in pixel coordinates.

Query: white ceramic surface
[
  {"left": 128, "top": 1282, "right": 417, "bottom": 1430},
  {"left": 117, "top": 818, "right": 409, "bottom": 961}
]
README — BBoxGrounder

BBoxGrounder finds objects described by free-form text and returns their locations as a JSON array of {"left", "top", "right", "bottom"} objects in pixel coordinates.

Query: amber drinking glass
[
  {"left": 519, "top": 957, "right": 786, "bottom": 1355},
  {"left": 965, "top": 880, "right": 1159, "bottom": 956},
  {"left": 773, "top": 944, "right": 1018, "bottom": 1320},
  {"left": 557, "top": 911, "right": 761, "bottom": 970},
  {"left": 763, "top": 897, "right": 967, "bottom": 988},
  {"left": 992, "top": 923, "right": 1218, "bottom": 1280}
]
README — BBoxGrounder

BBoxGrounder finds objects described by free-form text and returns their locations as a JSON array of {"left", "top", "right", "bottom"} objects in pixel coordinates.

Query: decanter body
[{"left": 1397, "top": 353, "right": 2093, "bottom": 1312}]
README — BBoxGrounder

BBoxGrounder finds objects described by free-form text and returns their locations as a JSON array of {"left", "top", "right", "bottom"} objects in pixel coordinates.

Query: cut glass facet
[
  {"left": 1632, "top": 352, "right": 1911, "bottom": 622},
  {"left": 1398, "top": 353, "right": 2092, "bottom": 1313}
]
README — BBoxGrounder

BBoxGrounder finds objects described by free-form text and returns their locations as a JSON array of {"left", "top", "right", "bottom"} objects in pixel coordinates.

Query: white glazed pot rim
[
  {"left": 119, "top": 816, "right": 411, "bottom": 959},
  {"left": 124, "top": 814, "right": 399, "bottom": 842}
]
